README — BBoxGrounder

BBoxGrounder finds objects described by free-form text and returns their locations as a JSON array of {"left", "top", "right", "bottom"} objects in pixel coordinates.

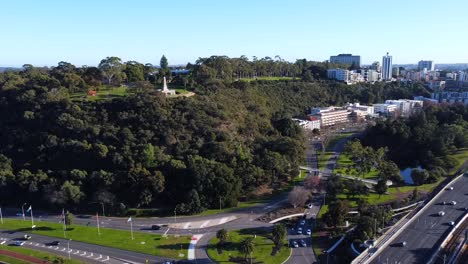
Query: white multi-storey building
[
  {"left": 382, "top": 52, "right": 393, "bottom": 81},
  {"left": 385, "top": 99, "right": 424, "bottom": 117},
  {"left": 292, "top": 118, "right": 321, "bottom": 130},
  {"left": 373, "top": 104, "right": 398, "bottom": 116},
  {"left": 309, "top": 107, "right": 350, "bottom": 127}
]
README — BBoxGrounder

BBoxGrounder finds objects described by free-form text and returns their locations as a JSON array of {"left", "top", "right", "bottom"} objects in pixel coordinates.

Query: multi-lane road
[{"left": 369, "top": 175, "right": 468, "bottom": 264}]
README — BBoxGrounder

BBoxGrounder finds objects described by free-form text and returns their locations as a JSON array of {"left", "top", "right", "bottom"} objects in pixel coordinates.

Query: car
[
  {"left": 300, "top": 240, "right": 307, "bottom": 247},
  {"left": 450, "top": 201, "right": 457, "bottom": 205},
  {"left": 292, "top": 241, "right": 299, "bottom": 248},
  {"left": 297, "top": 227, "right": 303, "bottom": 234},
  {"left": 300, "top": 219, "right": 306, "bottom": 225},
  {"left": 16, "top": 213, "right": 23, "bottom": 217},
  {"left": 14, "top": 241, "right": 25, "bottom": 246},
  {"left": 307, "top": 203, "right": 313, "bottom": 209},
  {"left": 396, "top": 241, "right": 407, "bottom": 247},
  {"left": 438, "top": 211, "right": 445, "bottom": 216},
  {"left": 446, "top": 186, "right": 454, "bottom": 190},
  {"left": 448, "top": 221, "right": 455, "bottom": 226},
  {"left": 306, "top": 229, "right": 312, "bottom": 235},
  {"left": 442, "top": 201, "right": 447, "bottom": 205},
  {"left": 23, "top": 235, "right": 31, "bottom": 240},
  {"left": 151, "top": 225, "right": 161, "bottom": 230},
  {"left": 49, "top": 241, "right": 60, "bottom": 246}
]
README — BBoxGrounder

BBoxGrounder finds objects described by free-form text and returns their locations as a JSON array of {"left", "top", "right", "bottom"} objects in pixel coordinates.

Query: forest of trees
[
  {"left": 0, "top": 55, "right": 444, "bottom": 215},
  {"left": 362, "top": 104, "right": 468, "bottom": 177}
]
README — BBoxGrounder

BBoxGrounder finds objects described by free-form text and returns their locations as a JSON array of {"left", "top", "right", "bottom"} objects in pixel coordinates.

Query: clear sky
[{"left": 1, "top": 0, "right": 467, "bottom": 67}]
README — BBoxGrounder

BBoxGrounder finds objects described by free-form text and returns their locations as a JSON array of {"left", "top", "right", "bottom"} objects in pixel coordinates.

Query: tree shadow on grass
[
  {"left": 237, "top": 227, "right": 271, "bottom": 236},
  {"left": 15, "top": 226, "right": 56, "bottom": 232},
  {"left": 157, "top": 242, "right": 191, "bottom": 250}
]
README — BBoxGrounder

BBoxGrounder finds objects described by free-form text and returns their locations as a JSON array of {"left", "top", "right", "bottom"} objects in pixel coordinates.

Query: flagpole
[{"left": 97, "top": 213, "right": 101, "bottom": 236}]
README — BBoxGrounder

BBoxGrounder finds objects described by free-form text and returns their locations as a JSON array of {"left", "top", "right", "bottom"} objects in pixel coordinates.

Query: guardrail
[
  {"left": 351, "top": 172, "right": 466, "bottom": 264},
  {"left": 427, "top": 212, "right": 468, "bottom": 264}
]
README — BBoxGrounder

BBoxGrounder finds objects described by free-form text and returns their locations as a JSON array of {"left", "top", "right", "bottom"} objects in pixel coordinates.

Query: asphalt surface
[
  {"left": 370, "top": 175, "right": 468, "bottom": 264},
  {"left": 0, "top": 230, "right": 170, "bottom": 264}
]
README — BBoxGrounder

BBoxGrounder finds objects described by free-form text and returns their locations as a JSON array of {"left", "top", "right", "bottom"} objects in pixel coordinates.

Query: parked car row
[{"left": 291, "top": 239, "right": 307, "bottom": 248}]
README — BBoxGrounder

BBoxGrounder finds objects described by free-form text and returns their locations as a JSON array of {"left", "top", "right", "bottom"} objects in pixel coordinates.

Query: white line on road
[
  {"left": 95, "top": 254, "right": 102, "bottom": 260},
  {"left": 101, "top": 256, "right": 110, "bottom": 262},
  {"left": 80, "top": 252, "right": 87, "bottom": 256},
  {"left": 183, "top": 222, "right": 191, "bottom": 229},
  {"left": 188, "top": 234, "right": 203, "bottom": 260},
  {"left": 218, "top": 217, "right": 228, "bottom": 225},
  {"left": 61, "top": 248, "right": 66, "bottom": 251},
  {"left": 163, "top": 228, "right": 170, "bottom": 236},
  {"left": 200, "top": 220, "right": 211, "bottom": 228},
  {"left": 73, "top": 250, "right": 80, "bottom": 254}
]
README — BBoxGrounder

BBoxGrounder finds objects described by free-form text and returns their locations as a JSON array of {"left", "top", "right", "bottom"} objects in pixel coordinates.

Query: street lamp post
[
  {"left": 21, "top": 203, "right": 27, "bottom": 221},
  {"left": 174, "top": 207, "right": 177, "bottom": 224},
  {"left": 100, "top": 203, "right": 105, "bottom": 217},
  {"left": 67, "top": 239, "right": 72, "bottom": 260}
]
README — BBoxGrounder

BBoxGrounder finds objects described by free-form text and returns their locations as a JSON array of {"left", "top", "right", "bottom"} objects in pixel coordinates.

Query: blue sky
[{"left": 1, "top": 0, "right": 467, "bottom": 66}]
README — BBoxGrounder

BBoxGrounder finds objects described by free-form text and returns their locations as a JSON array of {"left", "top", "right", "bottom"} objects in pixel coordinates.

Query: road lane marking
[
  {"left": 61, "top": 248, "right": 66, "bottom": 251},
  {"left": 101, "top": 256, "right": 110, "bottom": 262},
  {"left": 200, "top": 220, "right": 211, "bottom": 228},
  {"left": 80, "top": 252, "right": 87, "bottom": 256},
  {"left": 163, "top": 228, "right": 170, "bottom": 236},
  {"left": 188, "top": 234, "right": 203, "bottom": 260},
  {"left": 73, "top": 250, "right": 80, "bottom": 254},
  {"left": 95, "top": 254, "right": 102, "bottom": 260},
  {"left": 218, "top": 217, "right": 228, "bottom": 224},
  {"left": 183, "top": 222, "right": 191, "bottom": 229}
]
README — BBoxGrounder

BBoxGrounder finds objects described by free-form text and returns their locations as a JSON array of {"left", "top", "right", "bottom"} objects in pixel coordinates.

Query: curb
[{"left": 281, "top": 247, "right": 293, "bottom": 264}]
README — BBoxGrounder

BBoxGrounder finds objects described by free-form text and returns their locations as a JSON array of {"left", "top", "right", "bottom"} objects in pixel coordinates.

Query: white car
[
  {"left": 300, "top": 219, "right": 306, "bottom": 225},
  {"left": 292, "top": 241, "right": 299, "bottom": 248},
  {"left": 297, "top": 227, "right": 303, "bottom": 234},
  {"left": 438, "top": 211, "right": 445, "bottom": 216},
  {"left": 450, "top": 201, "right": 457, "bottom": 205},
  {"left": 446, "top": 186, "right": 454, "bottom": 190},
  {"left": 448, "top": 221, "right": 455, "bottom": 226},
  {"left": 306, "top": 229, "right": 312, "bottom": 235},
  {"left": 307, "top": 203, "right": 313, "bottom": 209},
  {"left": 14, "top": 241, "right": 25, "bottom": 246}
]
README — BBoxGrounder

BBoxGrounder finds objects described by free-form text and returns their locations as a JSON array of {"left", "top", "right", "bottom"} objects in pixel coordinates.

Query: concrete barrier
[
  {"left": 427, "top": 212, "right": 468, "bottom": 264},
  {"left": 269, "top": 213, "right": 305, "bottom": 224},
  {"left": 352, "top": 172, "right": 466, "bottom": 264}
]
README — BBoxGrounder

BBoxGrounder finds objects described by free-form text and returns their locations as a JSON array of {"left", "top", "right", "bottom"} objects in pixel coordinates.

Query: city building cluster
[
  {"left": 293, "top": 99, "right": 424, "bottom": 130},
  {"left": 326, "top": 53, "right": 468, "bottom": 89}
]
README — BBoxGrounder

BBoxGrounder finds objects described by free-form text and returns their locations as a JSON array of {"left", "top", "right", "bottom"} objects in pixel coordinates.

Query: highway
[{"left": 369, "top": 175, "right": 468, "bottom": 264}]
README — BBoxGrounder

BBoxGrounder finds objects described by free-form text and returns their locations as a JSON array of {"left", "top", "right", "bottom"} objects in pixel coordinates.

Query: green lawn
[
  {"left": 0, "top": 219, "right": 189, "bottom": 259},
  {"left": 0, "top": 255, "right": 28, "bottom": 264},
  {"left": 0, "top": 246, "right": 83, "bottom": 264},
  {"left": 333, "top": 154, "right": 379, "bottom": 179},
  {"left": 318, "top": 151, "right": 333, "bottom": 170},
  {"left": 207, "top": 229, "right": 291, "bottom": 264},
  {"left": 70, "top": 86, "right": 130, "bottom": 101},
  {"left": 239, "top": 76, "right": 296, "bottom": 82},
  {"left": 448, "top": 148, "right": 468, "bottom": 174}
]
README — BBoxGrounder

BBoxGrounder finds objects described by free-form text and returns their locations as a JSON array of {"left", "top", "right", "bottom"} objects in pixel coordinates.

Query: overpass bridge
[{"left": 299, "top": 166, "right": 393, "bottom": 186}]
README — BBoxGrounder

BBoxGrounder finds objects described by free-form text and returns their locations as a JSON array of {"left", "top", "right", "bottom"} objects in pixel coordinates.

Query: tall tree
[
  {"left": 239, "top": 237, "right": 254, "bottom": 262},
  {"left": 272, "top": 224, "right": 287, "bottom": 251},
  {"left": 216, "top": 228, "right": 228, "bottom": 247},
  {"left": 98, "top": 56, "right": 124, "bottom": 85}
]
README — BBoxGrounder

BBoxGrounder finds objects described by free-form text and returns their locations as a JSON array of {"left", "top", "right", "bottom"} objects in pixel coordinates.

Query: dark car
[
  {"left": 151, "top": 225, "right": 161, "bottom": 230},
  {"left": 49, "top": 241, "right": 60, "bottom": 246}
]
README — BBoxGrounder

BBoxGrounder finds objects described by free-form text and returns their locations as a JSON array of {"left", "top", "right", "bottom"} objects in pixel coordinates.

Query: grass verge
[
  {"left": 0, "top": 219, "right": 189, "bottom": 259},
  {"left": 0, "top": 246, "right": 83, "bottom": 263},
  {"left": 70, "top": 86, "right": 130, "bottom": 101},
  {"left": 207, "top": 229, "right": 290, "bottom": 264}
]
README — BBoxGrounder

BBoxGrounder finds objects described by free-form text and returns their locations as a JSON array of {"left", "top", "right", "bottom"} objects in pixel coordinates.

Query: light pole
[
  {"left": 67, "top": 239, "right": 72, "bottom": 260},
  {"left": 21, "top": 203, "right": 27, "bottom": 221},
  {"left": 100, "top": 203, "right": 105, "bottom": 217},
  {"left": 174, "top": 206, "right": 177, "bottom": 224}
]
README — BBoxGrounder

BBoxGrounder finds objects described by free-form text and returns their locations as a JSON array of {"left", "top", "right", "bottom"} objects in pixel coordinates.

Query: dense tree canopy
[{"left": 0, "top": 56, "right": 443, "bottom": 214}]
